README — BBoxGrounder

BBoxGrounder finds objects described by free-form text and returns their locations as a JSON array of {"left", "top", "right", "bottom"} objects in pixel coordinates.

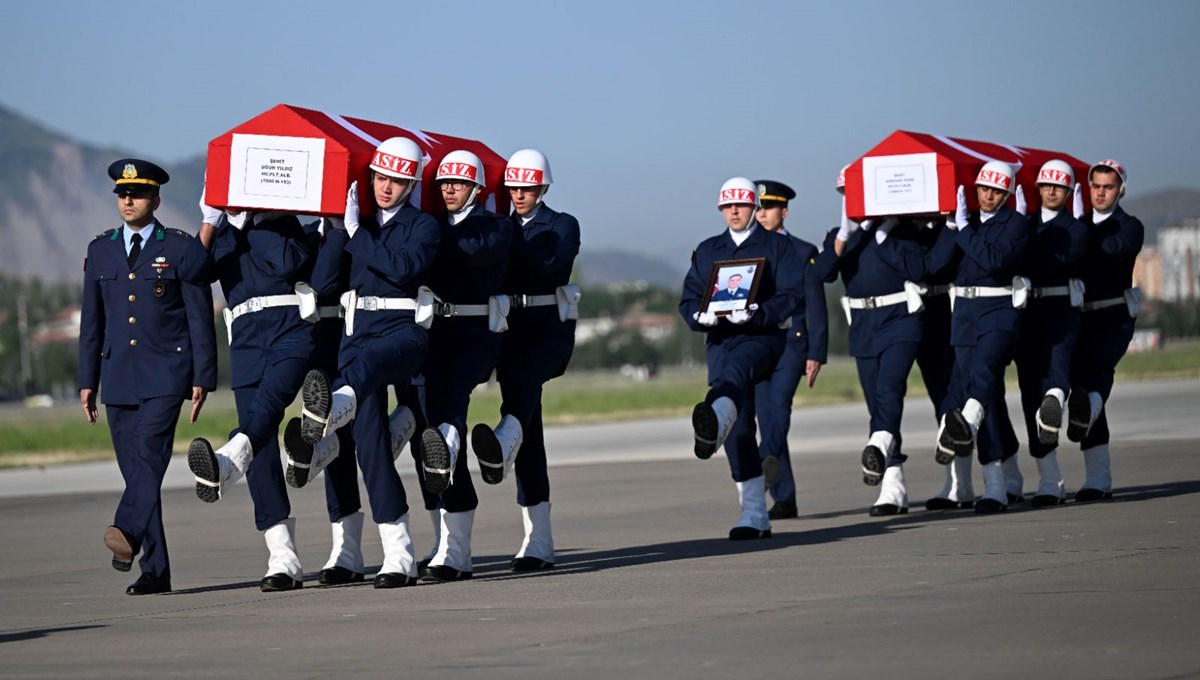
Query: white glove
[
  {"left": 198, "top": 183, "right": 223, "bottom": 226},
  {"left": 225, "top": 210, "right": 248, "bottom": 230},
  {"left": 836, "top": 197, "right": 859, "bottom": 242},
  {"left": 694, "top": 310, "right": 718, "bottom": 327},
  {"left": 947, "top": 185, "right": 969, "bottom": 230},
  {"left": 1015, "top": 185, "right": 1027, "bottom": 216},
  {"left": 874, "top": 217, "right": 897, "bottom": 244},
  {"left": 728, "top": 307, "right": 754, "bottom": 324},
  {"left": 344, "top": 182, "right": 361, "bottom": 238},
  {"left": 1072, "top": 183, "right": 1085, "bottom": 219}
]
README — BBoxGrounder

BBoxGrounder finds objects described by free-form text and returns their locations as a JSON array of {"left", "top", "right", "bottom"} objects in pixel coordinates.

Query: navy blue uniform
[
  {"left": 314, "top": 204, "right": 439, "bottom": 524},
  {"left": 1070, "top": 206, "right": 1144, "bottom": 448},
  {"left": 927, "top": 206, "right": 1031, "bottom": 463},
  {"left": 79, "top": 222, "right": 217, "bottom": 581},
  {"left": 726, "top": 234, "right": 827, "bottom": 505},
  {"left": 1015, "top": 209, "right": 1087, "bottom": 456},
  {"left": 183, "top": 213, "right": 314, "bottom": 530},
  {"left": 916, "top": 221, "right": 957, "bottom": 422},
  {"left": 419, "top": 205, "right": 512, "bottom": 512},
  {"left": 813, "top": 221, "right": 926, "bottom": 451},
  {"left": 680, "top": 225, "right": 804, "bottom": 482},
  {"left": 495, "top": 204, "right": 580, "bottom": 508}
]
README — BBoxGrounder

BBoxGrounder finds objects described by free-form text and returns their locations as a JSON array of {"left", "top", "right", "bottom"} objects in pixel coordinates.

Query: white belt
[
  {"left": 1028, "top": 278, "right": 1085, "bottom": 307},
  {"left": 506, "top": 284, "right": 582, "bottom": 323},
  {"left": 1082, "top": 288, "right": 1141, "bottom": 317},
  {"left": 923, "top": 284, "right": 952, "bottom": 297},
  {"left": 949, "top": 276, "right": 1032, "bottom": 311},
  {"left": 435, "top": 302, "right": 489, "bottom": 317},
  {"left": 222, "top": 294, "right": 299, "bottom": 343},
  {"left": 840, "top": 281, "right": 925, "bottom": 325},
  {"left": 1082, "top": 297, "right": 1124, "bottom": 311},
  {"left": 316, "top": 306, "right": 341, "bottom": 319},
  {"left": 340, "top": 288, "right": 434, "bottom": 336},
  {"left": 509, "top": 293, "right": 558, "bottom": 308}
]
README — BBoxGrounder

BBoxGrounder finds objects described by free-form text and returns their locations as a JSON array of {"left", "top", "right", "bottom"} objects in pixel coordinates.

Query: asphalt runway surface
[{"left": 1, "top": 379, "right": 1198, "bottom": 679}]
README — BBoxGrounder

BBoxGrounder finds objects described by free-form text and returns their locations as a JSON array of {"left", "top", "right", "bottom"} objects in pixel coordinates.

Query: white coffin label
[
  {"left": 228, "top": 134, "right": 325, "bottom": 211},
  {"left": 862, "top": 152, "right": 938, "bottom": 215}
]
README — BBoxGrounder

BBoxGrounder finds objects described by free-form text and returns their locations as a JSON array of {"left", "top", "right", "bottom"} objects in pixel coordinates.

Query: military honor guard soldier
[
  {"left": 470, "top": 149, "right": 581, "bottom": 571},
  {"left": 1066, "top": 160, "right": 1144, "bottom": 502},
  {"left": 80, "top": 159, "right": 217, "bottom": 594},
  {"left": 680, "top": 177, "right": 804, "bottom": 539},
  {"left": 725, "top": 179, "right": 827, "bottom": 520}
]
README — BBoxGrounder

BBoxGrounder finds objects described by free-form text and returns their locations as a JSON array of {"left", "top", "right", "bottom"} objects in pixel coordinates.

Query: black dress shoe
[
  {"left": 511, "top": 556, "right": 555, "bottom": 571},
  {"left": 1074, "top": 488, "right": 1113, "bottom": 503},
  {"left": 869, "top": 503, "right": 908, "bottom": 517},
  {"left": 126, "top": 573, "right": 171, "bottom": 595},
  {"left": 925, "top": 497, "right": 974, "bottom": 510},
  {"left": 768, "top": 500, "right": 798, "bottom": 520},
  {"left": 261, "top": 573, "right": 303, "bottom": 592},
  {"left": 861, "top": 445, "right": 885, "bottom": 486},
  {"left": 471, "top": 424, "right": 506, "bottom": 485},
  {"left": 1007, "top": 492, "right": 1025, "bottom": 505},
  {"left": 319, "top": 566, "right": 365, "bottom": 585},
  {"left": 1031, "top": 494, "right": 1066, "bottom": 508},
  {"left": 283, "top": 417, "right": 314, "bottom": 489},
  {"left": 374, "top": 572, "right": 418, "bottom": 589},
  {"left": 104, "top": 526, "right": 136, "bottom": 572},
  {"left": 1037, "top": 394, "right": 1062, "bottom": 446},
  {"left": 419, "top": 427, "right": 452, "bottom": 494},
  {"left": 421, "top": 565, "right": 473, "bottom": 583},
  {"left": 728, "top": 526, "right": 772, "bottom": 541},
  {"left": 974, "top": 498, "right": 1008, "bottom": 514},
  {"left": 1066, "top": 389, "right": 1091, "bottom": 443},
  {"left": 692, "top": 402, "right": 718, "bottom": 460},
  {"left": 187, "top": 438, "right": 221, "bottom": 503}
]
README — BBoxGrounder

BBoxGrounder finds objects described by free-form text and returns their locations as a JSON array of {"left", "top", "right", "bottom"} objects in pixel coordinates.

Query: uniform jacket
[
  {"left": 1078, "top": 205, "right": 1144, "bottom": 302},
  {"left": 927, "top": 206, "right": 1031, "bottom": 346},
  {"left": 78, "top": 222, "right": 217, "bottom": 404},
  {"left": 711, "top": 286, "right": 750, "bottom": 302},
  {"left": 785, "top": 234, "right": 828, "bottom": 363},
  {"left": 679, "top": 224, "right": 804, "bottom": 346},
  {"left": 182, "top": 213, "right": 315, "bottom": 388},
  {"left": 813, "top": 220, "right": 926, "bottom": 357},
  {"left": 501, "top": 203, "right": 580, "bottom": 359}
]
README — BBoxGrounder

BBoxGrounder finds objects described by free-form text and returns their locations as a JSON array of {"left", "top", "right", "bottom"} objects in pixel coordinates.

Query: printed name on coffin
[
  {"left": 719, "top": 188, "right": 755, "bottom": 203},
  {"left": 504, "top": 167, "right": 544, "bottom": 185},
  {"left": 260, "top": 158, "right": 294, "bottom": 180},
  {"left": 438, "top": 162, "right": 478, "bottom": 182},
  {"left": 977, "top": 170, "right": 1011, "bottom": 189},
  {"left": 373, "top": 151, "right": 418, "bottom": 178}
]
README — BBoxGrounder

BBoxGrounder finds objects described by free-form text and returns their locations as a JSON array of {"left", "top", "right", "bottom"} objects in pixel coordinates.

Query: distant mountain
[
  {"left": 574, "top": 249, "right": 685, "bottom": 291},
  {"left": 1121, "top": 188, "right": 1200, "bottom": 243}
]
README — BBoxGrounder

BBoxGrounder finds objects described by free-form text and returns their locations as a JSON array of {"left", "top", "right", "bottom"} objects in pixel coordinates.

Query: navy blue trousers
[
  {"left": 107, "top": 395, "right": 183, "bottom": 580},
  {"left": 950, "top": 330, "right": 1016, "bottom": 464},
  {"left": 338, "top": 327, "right": 427, "bottom": 524},
  {"left": 1071, "top": 309, "right": 1136, "bottom": 448},
  {"left": 1015, "top": 303, "right": 1081, "bottom": 457},
  {"left": 233, "top": 354, "right": 308, "bottom": 531},
  {"left": 706, "top": 334, "right": 784, "bottom": 483},
  {"left": 855, "top": 341, "right": 920, "bottom": 452},
  {"left": 420, "top": 325, "right": 501, "bottom": 513},
  {"left": 753, "top": 340, "right": 807, "bottom": 503},
  {"left": 314, "top": 321, "right": 361, "bottom": 523},
  {"left": 916, "top": 296, "right": 955, "bottom": 421}
]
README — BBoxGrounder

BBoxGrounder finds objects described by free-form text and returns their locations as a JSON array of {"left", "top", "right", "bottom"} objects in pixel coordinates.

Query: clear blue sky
[{"left": 3, "top": 0, "right": 1198, "bottom": 262}]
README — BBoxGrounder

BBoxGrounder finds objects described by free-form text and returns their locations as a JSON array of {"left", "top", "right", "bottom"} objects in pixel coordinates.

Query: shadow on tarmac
[{"left": 0, "top": 625, "right": 107, "bottom": 644}]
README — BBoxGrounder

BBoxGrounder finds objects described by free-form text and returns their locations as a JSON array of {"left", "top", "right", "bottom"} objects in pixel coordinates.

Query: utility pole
[{"left": 17, "top": 292, "right": 32, "bottom": 397}]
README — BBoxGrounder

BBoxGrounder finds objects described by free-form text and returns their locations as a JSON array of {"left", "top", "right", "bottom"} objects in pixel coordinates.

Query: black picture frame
[{"left": 701, "top": 257, "right": 766, "bottom": 315}]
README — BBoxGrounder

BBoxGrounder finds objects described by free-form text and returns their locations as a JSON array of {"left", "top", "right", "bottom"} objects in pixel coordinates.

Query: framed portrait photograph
[{"left": 701, "top": 257, "right": 766, "bottom": 315}]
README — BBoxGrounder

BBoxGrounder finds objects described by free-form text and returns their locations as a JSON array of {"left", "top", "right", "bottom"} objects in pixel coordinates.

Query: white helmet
[
  {"left": 1036, "top": 159, "right": 1074, "bottom": 189},
  {"left": 717, "top": 177, "right": 760, "bottom": 208},
  {"left": 835, "top": 164, "right": 848, "bottom": 193},
  {"left": 1089, "top": 159, "right": 1127, "bottom": 197},
  {"left": 436, "top": 150, "right": 485, "bottom": 210},
  {"left": 975, "top": 160, "right": 1016, "bottom": 194},
  {"left": 504, "top": 149, "right": 553, "bottom": 187},
  {"left": 370, "top": 137, "right": 424, "bottom": 181}
]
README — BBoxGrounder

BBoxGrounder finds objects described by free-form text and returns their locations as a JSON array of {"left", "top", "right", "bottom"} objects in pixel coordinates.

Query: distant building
[
  {"left": 1158, "top": 219, "right": 1200, "bottom": 301},
  {"left": 1135, "top": 246, "right": 1162, "bottom": 300},
  {"left": 31, "top": 307, "right": 81, "bottom": 347}
]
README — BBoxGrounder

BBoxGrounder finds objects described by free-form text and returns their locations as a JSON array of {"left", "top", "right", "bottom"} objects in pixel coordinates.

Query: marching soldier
[
  {"left": 413, "top": 150, "right": 513, "bottom": 582},
  {"left": 1067, "top": 160, "right": 1144, "bottom": 502},
  {"left": 737, "top": 179, "right": 828, "bottom": 520},
  {"left": 1012, "top": 160, "right": 1088, "bottom": 506},
  {"left": 680, "top": 177, "right": 803, "bottom": 539},
  {"left": 812, "top": 186, "right": 927, "bottom": 516},
  {"left": 80, "top": 159, "right": 217, "bottom": 595},
  {"left": 928, "top": 162, "right": 1032, "bottom": 513},
  {"left": 181, "top": 190, "right": 316, "bottom": 591},
  {"left": 293, "top": 136, "right": 440, "bottom": 588},
  {"left": 470, "top": 149, "right": 580, "bottom": 571}
]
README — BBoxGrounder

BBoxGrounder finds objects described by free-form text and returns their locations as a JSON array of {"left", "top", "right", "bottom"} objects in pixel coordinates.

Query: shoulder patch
[
  {"left": 167, "top": 228, "right": 193, "bottom": 239},
  {"left": 94, "top": 228, "right": 116, "bottom": 240}
]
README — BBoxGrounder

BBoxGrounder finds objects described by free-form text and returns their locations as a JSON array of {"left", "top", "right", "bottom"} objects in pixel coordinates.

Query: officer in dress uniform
[
  {"left": 811, "top": 186, "right": 927, "bottom": 516},
  {"left": 80, "top": 159, "right": 217, "bottom": 595},
  {"left": 1011, "top": 161, "right": 1088, "bottom": 507},
  {"left": 734, "top": 179, "right": 828, "bottom": 520},
  {"left": 680, "top": 177, "right": 803, "bottom": 540},
  {"left": 1066, "top": 160, "right": 1144, "bottom": 502},
  {"left": 410, "top": 150, "right": 513, "bottom": 582},
  {"left": 293, "top": 137, "right": 440, "bottom": 588},
  {"left": 927, "top": 162, "right": 1032, "bottom": 513},
  {"left": 470, "top": 149, "right": 580, "bottom": 571},
  {"left": 180, "top": 188, "right": 316, "bottom": 591}
]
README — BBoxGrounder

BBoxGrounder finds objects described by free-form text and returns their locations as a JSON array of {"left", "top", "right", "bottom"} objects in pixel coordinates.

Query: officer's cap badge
[{"left": 123, "top": 163, "right": 138, "bottom": 180}]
